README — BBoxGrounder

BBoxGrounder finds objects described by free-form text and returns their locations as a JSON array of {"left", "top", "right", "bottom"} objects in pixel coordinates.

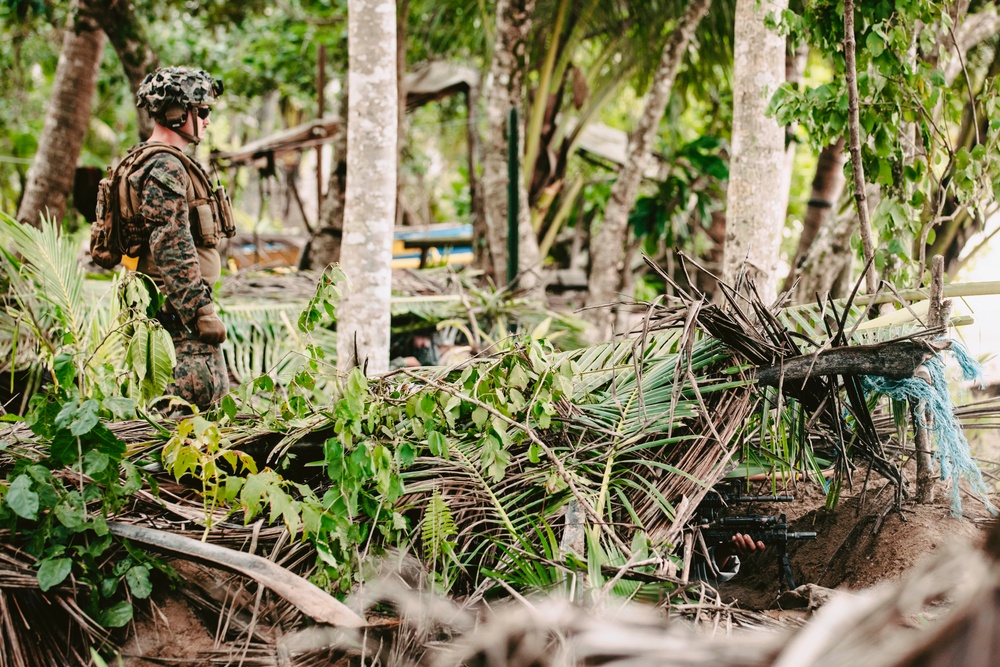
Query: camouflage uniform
[
  {"left": 132, "top": 150, "right": 229, "bottom": 411},
  {"left": 132, "top": 67, "right": 231, "bottom": 411}
]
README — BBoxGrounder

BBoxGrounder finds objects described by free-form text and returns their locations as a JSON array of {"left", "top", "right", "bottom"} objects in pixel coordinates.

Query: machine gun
[{"left": 695, "top": 485, "right": 817, "bottom": 589}]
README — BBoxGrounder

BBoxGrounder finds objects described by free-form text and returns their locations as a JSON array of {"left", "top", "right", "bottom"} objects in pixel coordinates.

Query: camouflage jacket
[{"left": 129, "top": 148, "right": 213, "bottom": 325}]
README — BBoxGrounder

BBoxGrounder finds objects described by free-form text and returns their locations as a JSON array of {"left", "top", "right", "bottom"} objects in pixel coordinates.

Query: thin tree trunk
[
  {"left": 467, "top": 83, "right": 490, "bottom": 273},
  {"left": 843, "top": 0, "right": 877, "bottom": 294},
  {"left": 913, "top": 255, "right": 947, "bottom": 504},
  {"left": 721, "top": 0, "right": 788, "bottom": 304},
  {"left": 782, "top": 137, "right": 847, "bottom": 294},
  {"left": 794, "top": 185, "right": 880, "bottom": 304},
  {"left": 85, "top": 0, "right": 159, "bottom": 140},
  {"left": 337, "top": 0, "right": 397, "bottom": 375},
  {"left": 481, "top": 0, "right": 543, "bottom": 297},
  {"left": 585, "top": 0, "right": 713, "bottom": 340},
  {"left": 17, "top": 0, "right": 105, "bottom": 229},
  {"left": 777, "top": 43, "right": 808, "bottom": 263},
  {"left": 302, "top": 76, "right": 348, "bottom": 271}
]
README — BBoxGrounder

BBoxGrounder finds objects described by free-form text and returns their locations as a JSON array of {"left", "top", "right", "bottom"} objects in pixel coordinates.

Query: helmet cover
[{"left": 136, "top": 67, "right": 224, "bottom": 117}]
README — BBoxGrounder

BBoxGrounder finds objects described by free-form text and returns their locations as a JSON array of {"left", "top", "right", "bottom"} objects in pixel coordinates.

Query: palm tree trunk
[
  {"left": 481, "top": 0, "right": 543, "bottom": 297},
  {"left": 85, "top": 0, "right": 159, "bottom": 140},
  {"left": 585, "top": 0, "right": 713, "bottom": 340},
  {"left": 721, "top": 0, "right": 788, "bottom": 303},
  {"left": 16, "top": 0, "right": 105, "bottom": 229},
  {"left": 337, "top": 0, "right": 397, "bottom": 375},
  {"left": 782, "top": 137, "right": 847, "bottom": 295}
]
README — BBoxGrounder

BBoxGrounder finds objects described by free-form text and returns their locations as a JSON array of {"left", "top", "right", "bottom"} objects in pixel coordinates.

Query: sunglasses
[{"left": 195, "top": 107, "right": 211, "bottom": 120}]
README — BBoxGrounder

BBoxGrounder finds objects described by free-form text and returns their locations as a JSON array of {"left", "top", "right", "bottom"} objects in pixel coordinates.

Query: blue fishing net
[{"left": 861, "top": 341, "right": 995, "bottom": 515}]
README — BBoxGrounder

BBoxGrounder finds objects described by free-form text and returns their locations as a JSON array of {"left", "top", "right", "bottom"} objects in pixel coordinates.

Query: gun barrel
[
  {"left": 787, "top": 531, "right": 817, "bottom": 540},
  {"left": 717, "top": 515, "right": 780, "bottom": 527},
  {"left": 734, "top": 495, "right": 794, "bottom": 503},
  {"left": 701, "top": 527, "right": 817, "bottom": 545}
]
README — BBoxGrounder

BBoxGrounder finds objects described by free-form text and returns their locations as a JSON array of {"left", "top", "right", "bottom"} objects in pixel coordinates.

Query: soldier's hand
[
  {"left": 193, "top": 304, "right": 227, "bottom": 344},
  {"left": 716, "top": 533, "right": 766, "bottom": 569}
]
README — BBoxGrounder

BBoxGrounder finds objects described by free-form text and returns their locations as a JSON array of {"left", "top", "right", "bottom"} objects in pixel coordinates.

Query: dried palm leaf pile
[{"left": 2, "top": 216, "right": 997, "bottom": 666}]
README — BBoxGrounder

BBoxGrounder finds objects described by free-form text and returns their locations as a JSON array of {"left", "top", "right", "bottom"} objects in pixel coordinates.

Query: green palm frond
[{"left": 0, "top": 213, "right": 86, "bottom": 344}]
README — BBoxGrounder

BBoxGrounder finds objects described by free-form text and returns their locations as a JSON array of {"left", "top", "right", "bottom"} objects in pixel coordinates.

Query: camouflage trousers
[{"left": 166, "top": 334, "right": 229, "bottom": 412}]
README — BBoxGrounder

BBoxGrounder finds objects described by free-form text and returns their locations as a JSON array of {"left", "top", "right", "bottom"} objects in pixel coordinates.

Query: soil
[
  {"left": 120, "top": 589, "right": 220, "bottom": 666},
  {"left": 717, "top": 464, "right": 995, "bottom": 611}
]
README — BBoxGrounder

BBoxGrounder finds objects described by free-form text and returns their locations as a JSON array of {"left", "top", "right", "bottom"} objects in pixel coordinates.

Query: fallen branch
[
  {"left": 757, "top": 339, "right": 950, "bottom": 387},
  {"left": 108, "top": 522, "right": 366, "bottom": 628}
]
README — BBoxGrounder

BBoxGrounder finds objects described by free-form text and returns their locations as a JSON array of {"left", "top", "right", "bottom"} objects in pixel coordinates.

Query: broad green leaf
[
  {"left": 149, "top": 326, "right": 176, "bottom": 396},
  {"left": 37, "top": 557, "right": 73, "bottom": 592},
  {"left": 128, "top": 325, "right": 149, "bottom": 381},
  {"left": 98, "top": 601, "right": 133, "bottom": 628},
  {"left": 83, "top": 450, "right": 111, "bottom": 477},
  {"left": 6, "top": 475, "right": 38, "bottom": 520},
  {"left": 55, "top": 499, "right": 86, "bottom": 529},
  {"left": 508, "top": 364, "right": 529, "bottom": 389},
  {"left": 221, "top": 395, "right": 237, "bottom": 421},
  {"left": 428, "top": 430, "right": 449, "bottom": 458},
  {"left": 103, "top": 396, "right": 136, "bottom": 420},
  {"left": 398, "top": 441, "right": 417, "bottom": 466},
  {"left": 125, "top": 565, "right": 153, "bottom": 599},
  {"left": 53, "top": 353, "right": 75, "bottom": 388},
  {"left": 69, "top": 399, "right": 100, "bottom": 436}
]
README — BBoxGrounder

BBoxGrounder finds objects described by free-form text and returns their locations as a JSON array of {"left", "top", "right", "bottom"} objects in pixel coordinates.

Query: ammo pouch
[{"left": 186, "top": 160, "right": 236, "bottom": 248}]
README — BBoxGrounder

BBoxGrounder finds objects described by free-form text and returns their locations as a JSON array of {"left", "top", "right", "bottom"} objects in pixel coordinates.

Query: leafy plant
[
  {"left": 0, "top": 214, "right": 174, "bottom": 629},
  {"left": 161, "top": 416, "right": 260, "bottom": 539},
  {"left": 768, "top": 2, "right": 1000, "bottom": 283}
]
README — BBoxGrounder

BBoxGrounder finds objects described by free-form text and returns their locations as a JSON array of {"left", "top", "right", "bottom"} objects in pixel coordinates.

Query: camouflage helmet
[{"left": 136, "top": 66, "right": 224, "bottom": 117}]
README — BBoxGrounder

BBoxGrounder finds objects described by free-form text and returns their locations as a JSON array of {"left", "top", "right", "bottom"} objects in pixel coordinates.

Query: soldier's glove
[{"left": 193, "top": 305, "right": 227, "bottom": 345}]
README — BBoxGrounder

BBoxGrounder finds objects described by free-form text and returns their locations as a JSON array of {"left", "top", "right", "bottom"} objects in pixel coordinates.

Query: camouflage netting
[{"left": 136, "top": 66, "right": 223, "bottom": 116}]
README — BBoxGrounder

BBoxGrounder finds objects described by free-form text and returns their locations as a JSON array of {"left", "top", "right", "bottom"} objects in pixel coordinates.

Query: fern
[{"left": 421, "top": 488, "right": 457, "bottom": 563}]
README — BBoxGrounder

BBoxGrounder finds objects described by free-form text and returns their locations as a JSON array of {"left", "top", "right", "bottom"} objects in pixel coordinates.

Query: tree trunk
[
  {"left": 337, "top": 0, "right": 397, "bottom": 375},
  {"left": 843, "top": 0, "right": 877, "bottom": 295},
  {"left": 85, "top": 0, "right": 159, "bottom": 140},
  {"left": 586, "top": 0, "right": 713, "bottom": 340},
  {"left": 302, "top": 77, "right": 349, "bottom": 271},
  {"left": 481, "top": 0, "right": 543, "bottom": 298},
  {"left": 467, "top": 83, "right": 490, "bottom": 273},
  {"left": 16, "top": 0, "right": 105, "bottom": 229},
  {"left": 721, "top": 0, "right": 788, "bottom": 304},
  {"left": 794, "top": 185, "right": 880, "bottom": 304},
  {"left": 782, "top": 137, "right": 847, "bottom": 295}
]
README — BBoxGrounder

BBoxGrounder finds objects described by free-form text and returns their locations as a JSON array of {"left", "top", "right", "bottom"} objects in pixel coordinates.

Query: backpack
[{"left": 90, "top": 144, "right": 236, "bottom": 270}]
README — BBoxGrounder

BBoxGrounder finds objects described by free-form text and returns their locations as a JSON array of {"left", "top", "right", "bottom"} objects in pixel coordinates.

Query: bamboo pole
[{"left": 817, "top": 280, "right": 1000, "bottom": 309}]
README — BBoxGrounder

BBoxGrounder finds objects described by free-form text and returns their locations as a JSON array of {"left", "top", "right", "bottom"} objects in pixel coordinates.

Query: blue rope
[{"left": 861, "top": 341, "right": 994, "bottom": 516}]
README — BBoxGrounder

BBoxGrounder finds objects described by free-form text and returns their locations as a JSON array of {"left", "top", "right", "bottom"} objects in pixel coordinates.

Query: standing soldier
[{"left": 128, "top": 66, "right": 235, "bottom": 411}]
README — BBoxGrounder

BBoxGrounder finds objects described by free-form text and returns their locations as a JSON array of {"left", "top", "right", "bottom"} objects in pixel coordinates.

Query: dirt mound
[
  {"left": 718, "top": 474, "right": 993, "bottom": 610},
  {"left": 121, "top": 592, "right": 219, "bottom": 666}
]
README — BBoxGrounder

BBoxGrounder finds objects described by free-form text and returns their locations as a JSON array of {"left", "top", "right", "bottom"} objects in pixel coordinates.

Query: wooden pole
[{"left": 818, "top": 280, "right": 1000, "bottom": 308}]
